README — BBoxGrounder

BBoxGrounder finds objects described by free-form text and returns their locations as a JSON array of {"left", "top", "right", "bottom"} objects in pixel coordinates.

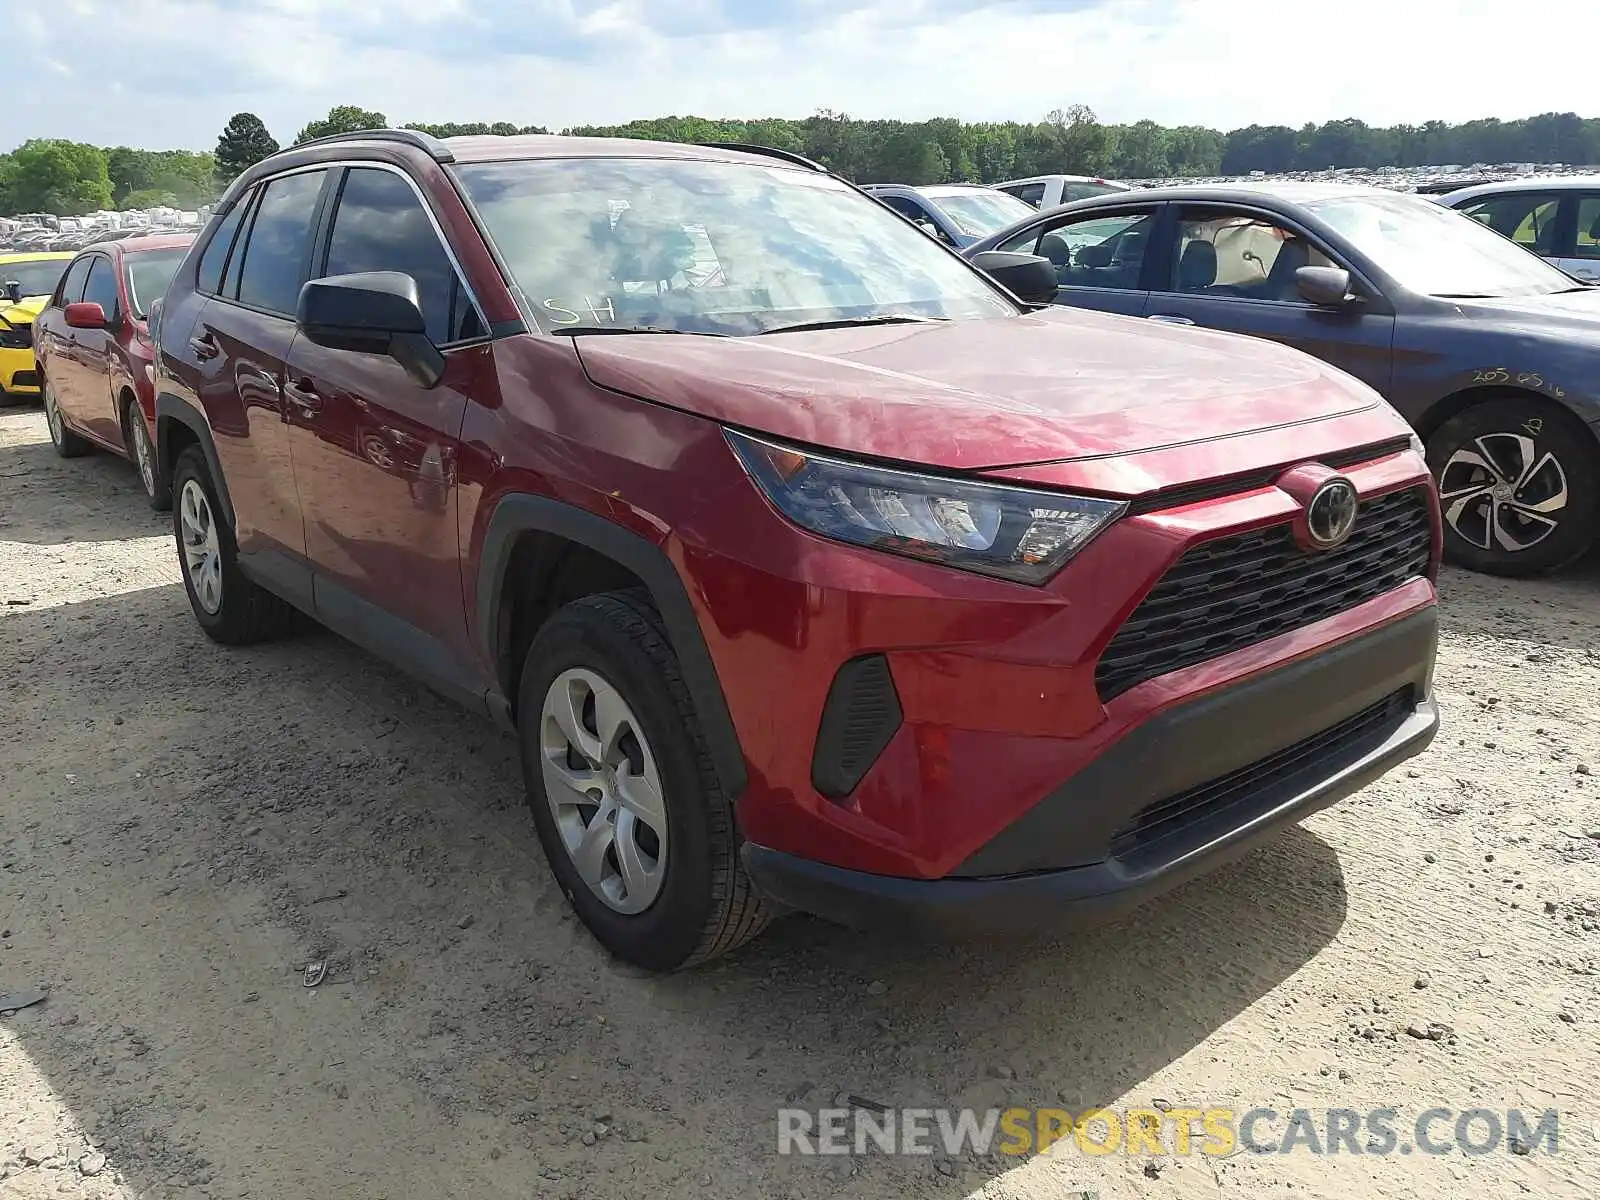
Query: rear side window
[
  {"left": 197, "top": 197, "right": 250, "bottom": 295},
  {"left": 235, "top": 170, "right": 329, "bottom": 315},
  {"left": 1576, "top": 195, "right": 1600, "bottom": 261},
  {"left": 1014, "top": 182, "right": 1047, "bottom": 207},
  {"left": 1458, "top": 192, "right": 1563, "bottom": 254},
  {"left": 56, "top": 257, "right": 93, "bottom": 306},
  {"left": 321, "top": 167, "right": 485, "bottom": 344},
  {"left": 83, "top": 257, "right": 120, "bottom": 319}
]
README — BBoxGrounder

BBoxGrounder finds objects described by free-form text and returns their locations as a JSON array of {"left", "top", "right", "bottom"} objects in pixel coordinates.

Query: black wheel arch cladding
[
  {"left": 477, "top": 494, "right": 748, "bottom": 801},
  {"left": 155, "top": 393, "right": 234, "bottom": 528}
]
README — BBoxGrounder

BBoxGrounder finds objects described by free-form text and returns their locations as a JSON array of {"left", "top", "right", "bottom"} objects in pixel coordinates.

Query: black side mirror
[
  {"left": 2, "top": 281, "right": 22, "bottom": 304},
  {"left": 1295, "top": 265, "right": 1356, "bottom": 308},
  {"left": 296, "top": 271, "right": 445, "bottom": 388},
  {"left": 968, "top": 250, "right": 1059, "bottom": 306}
]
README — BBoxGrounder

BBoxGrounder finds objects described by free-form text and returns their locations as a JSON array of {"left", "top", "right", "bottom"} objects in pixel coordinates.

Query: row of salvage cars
[{"left": 0, "top": 132, "right": 1587, "bottom": 969}]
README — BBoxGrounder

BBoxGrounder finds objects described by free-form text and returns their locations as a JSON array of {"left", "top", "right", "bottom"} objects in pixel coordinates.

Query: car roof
[
  {"left": 226, "top": 132, "right": 833, "bottom": 208},
  {"left": 1054, "top": 180, "right": 1410, "bottom": 209},
  {"left": 84, "top": 233, "right": 196, "bottom": 255},
  {"left": 444, "top": 133, "right": 820, "bottom": 169},
  {"left": 920, "top": 184, "right": 1003, "bottom": 197},
  {"left": 1439, "top": 174, "right": 1600, "bottom": 203},
  {"left": 0, "top": 250, "right": 75, "bottom": 263},
  {"left": 997, "top": 174, "right": 1112, "bottom": 186}
]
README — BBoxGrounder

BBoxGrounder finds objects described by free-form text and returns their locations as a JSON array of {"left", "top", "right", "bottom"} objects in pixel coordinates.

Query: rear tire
[
  {"left": 517, "top": 590, "right": 770, "bottom": 971},
  {"left": 1427, "top": 396, "right": 1597, "bottom": 576},
  {"left": 43, "top": 380, "right": 89, "bottom": 458},
  {"left": 125, "top": 396, "right": 171, "bottom": 511},
  {"left": 172, "top": 446, "right": 292, "bottom": 644}
]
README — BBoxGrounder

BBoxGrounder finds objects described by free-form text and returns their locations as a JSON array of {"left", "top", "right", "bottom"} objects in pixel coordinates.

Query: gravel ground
[{"left": 1, "top": 406, "right": 1597, "bottom": 1200}]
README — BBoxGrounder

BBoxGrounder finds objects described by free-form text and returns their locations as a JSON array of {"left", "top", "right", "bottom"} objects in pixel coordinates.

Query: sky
[{"left": 6, "top": 0, "right": 1594, "bottom": 152}]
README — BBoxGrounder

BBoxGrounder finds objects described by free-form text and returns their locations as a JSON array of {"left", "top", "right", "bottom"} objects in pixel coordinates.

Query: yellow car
[{"left": 0, "top": 250, "right": 74, "bottom": 401}]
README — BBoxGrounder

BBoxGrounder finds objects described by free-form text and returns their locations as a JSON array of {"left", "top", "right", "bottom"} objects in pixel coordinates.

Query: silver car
[{"left": 1439, "top": 176, "right": 1600, "bottom": 283}]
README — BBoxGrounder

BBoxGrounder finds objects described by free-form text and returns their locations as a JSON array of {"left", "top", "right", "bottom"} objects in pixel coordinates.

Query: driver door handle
[
  {"left": 1147, "top": 313, "right": 1196, "bottom": 326},
  {"left": 285, "top": 377, "right": 322, "bottom": 417}
]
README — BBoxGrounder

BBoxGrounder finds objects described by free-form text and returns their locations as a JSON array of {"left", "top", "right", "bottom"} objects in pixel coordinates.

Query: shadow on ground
[{"left": 0, "top": 582, "right": 1351, "bottom": 1199}]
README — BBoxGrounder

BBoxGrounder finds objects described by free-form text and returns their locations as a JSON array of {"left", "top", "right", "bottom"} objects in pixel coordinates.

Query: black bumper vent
[
  {"left": 0, "top": 323, "right": 33, "bottom": 350},
  {"left": 1109, "top": 688, "right": 1412, "bottom": 868},
  {"left": 812, "top": 655, "right": 903, "bottom": 800},
  {"left": 1096, "top": 487, "right": 1432, "bottom": 702}
]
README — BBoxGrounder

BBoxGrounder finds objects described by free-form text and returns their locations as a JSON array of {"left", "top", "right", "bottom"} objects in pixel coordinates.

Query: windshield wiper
[
  {"left": 1434, "top": 292, "right": 1500, "bottom": 299},
  {"left": 549, "top": 325, "right": 728, "bottom": 337},
  {"left": 758, "top": 314, "right": 948, "bottom": 336}
]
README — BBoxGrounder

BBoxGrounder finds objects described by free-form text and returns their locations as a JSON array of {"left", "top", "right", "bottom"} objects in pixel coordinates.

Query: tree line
[{"left": 5, "top": 104, "right": 1600, "bottom": 218}]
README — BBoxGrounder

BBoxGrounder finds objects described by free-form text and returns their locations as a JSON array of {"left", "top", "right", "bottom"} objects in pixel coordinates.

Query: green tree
[
  {"left": 123, "top": 188, "right": 182, "bottom": 210},
  {"left": 294, "top": 105, "right": 388, "bottom": 145},
  {"left": 215, "top": 113, "right": 280, "bottom": 181},
  {"left": 0, "top": 140, "right": 114, "bottom": 216},
  {"left": 1111, "top": 119, "right": 1171, "bottom": 177}
]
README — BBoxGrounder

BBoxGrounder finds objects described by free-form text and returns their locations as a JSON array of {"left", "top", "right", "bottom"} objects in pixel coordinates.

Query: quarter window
[
  {"left": 56, "top": 257, "right": 93, "bottom": 306},
  {"left": 197, "top": 196, "right": 250, "bottom": 296},
  {"left": 82, "top": 257, "right": 120, "bottom": 320},
  {"left": 321, "top": 168, "right": 484, "bottom": 344},
  {"left": 1169, "top": 210, "right": 1335, "bottom": 302},
  {"left": 234, "top": 170, "right": 329, "bottom": 315}
]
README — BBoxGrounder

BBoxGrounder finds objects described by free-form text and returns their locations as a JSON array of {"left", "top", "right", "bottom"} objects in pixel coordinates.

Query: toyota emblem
[{"left": 1305, "top": 478, "right": 1359, "bottom": 549}]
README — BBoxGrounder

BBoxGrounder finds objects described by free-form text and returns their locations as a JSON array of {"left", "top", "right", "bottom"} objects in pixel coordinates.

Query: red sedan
[{"left": 33, "top": 233, "right": 194, "bottom": 509}]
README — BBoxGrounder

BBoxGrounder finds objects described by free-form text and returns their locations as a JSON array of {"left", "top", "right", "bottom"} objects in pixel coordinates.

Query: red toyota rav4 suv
[{"left": 151, "top": 131, "right": 1441, "bottom": 971}]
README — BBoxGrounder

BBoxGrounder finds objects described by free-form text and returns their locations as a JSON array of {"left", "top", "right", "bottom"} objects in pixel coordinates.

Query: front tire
[
  {"left": 43, "top": 380, "right": 88, "bottom": 458},
  {"left": 517, "top": 591, "right": 770, "bottom": 971},
  {"left": 1427, "top": 396, "right": 1597, "bottom": 576},
  {"left": 172, "top": 446, "right": 292, "bottom": 644}
]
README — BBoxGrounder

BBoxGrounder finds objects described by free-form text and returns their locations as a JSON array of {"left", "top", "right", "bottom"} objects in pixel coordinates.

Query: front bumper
[
  {"left": 0, "top": 348, "right": 40, "bottom": 397},
  {"left": 743, "top": 608, "right": 1439, "bottom": 938}
]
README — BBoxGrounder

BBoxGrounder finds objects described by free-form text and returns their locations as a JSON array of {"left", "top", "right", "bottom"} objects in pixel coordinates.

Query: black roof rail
[
  {"left": 291, "top": 127, "right": 455, "bottom": 164},
  {"left": 698, "top": 142, "right": 826, "bottom": 172}
]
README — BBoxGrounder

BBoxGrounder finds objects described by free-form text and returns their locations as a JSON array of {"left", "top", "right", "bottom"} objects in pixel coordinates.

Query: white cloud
[{"left": 0, "top": 0, "right": 1589, "bottom": 152}]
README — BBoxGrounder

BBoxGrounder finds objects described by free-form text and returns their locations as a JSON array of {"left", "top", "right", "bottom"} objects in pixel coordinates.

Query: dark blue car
[{"left": 967, "top": 182, "right": 1600, "bottom": 577}]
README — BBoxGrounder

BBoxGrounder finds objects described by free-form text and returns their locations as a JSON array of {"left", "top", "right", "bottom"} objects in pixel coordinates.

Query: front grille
[
  {"left": 0, "top": 323, "right": 32, "bottom": 350},
  {"left": 1096, "top": 487, "right": 1432, "bottom": 702},
  {"left": 1108, "top": 688, "right": 1412, "bottom": 866}
]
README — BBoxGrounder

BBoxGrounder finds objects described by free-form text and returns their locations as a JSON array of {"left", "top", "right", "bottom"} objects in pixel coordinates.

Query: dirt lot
[{"left": 1, "top": 406, "right": 1597, "bottom": 1200}]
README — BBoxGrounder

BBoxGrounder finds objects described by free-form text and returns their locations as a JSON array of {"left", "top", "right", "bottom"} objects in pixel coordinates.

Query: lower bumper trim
[{"left": 743, "top": 696, "right": 1438, "bottom": 939}]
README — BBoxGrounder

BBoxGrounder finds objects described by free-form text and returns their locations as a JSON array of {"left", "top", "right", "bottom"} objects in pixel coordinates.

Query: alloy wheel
[
  {"left": 179, "top": 479, "right": 223, "bottom": 614},
  {"left": 132, "top": 413, "right": 156, "bottom": 497},
  {"left": 539, "top": 667, "right": 668, "bottom": 915},
  {"left": 1438, "top": 432, "right": 1568, "bottom": 553},
  {"left": 44, "top": 384, "right": 63, "bottom": 446}
]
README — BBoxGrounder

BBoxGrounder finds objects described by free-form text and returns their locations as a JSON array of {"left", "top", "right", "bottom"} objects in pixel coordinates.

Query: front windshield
[
  {"left": 0, "top": 258, "right": 69, "bottom": 300},
  {"left": 125, "top": 249, "right": 188, "bottom": 318},
  {"left": 454, "top": 158, "right": 1015, "bottom": 335},
  {"left": 1304, "top": 192, "right": 1575, "bottom": 298},
  {"left": 925, "top": 189, "right": 1036, "bottom": 238}
]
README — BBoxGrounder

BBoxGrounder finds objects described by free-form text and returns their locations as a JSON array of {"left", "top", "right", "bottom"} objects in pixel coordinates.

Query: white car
[
  {"left": 994, "top": 174, "right": 1130, "bottom": 210},
  {"left": 1438, "top": 176, "right": 1600, "bottom": 282}
]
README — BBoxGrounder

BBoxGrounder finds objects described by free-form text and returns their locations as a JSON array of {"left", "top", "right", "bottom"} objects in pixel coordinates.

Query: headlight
[
  {"left": 1409, "top": 431, "right": 1427, "bottom": 460},
  {"left": 727, "top": 430, "right": 1125, "bottom": 584}
]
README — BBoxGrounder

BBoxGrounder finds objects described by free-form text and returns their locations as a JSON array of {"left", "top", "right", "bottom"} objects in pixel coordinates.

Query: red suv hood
[{"left": 573, "top": 308, "right": 1380, "bottom": 471}]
